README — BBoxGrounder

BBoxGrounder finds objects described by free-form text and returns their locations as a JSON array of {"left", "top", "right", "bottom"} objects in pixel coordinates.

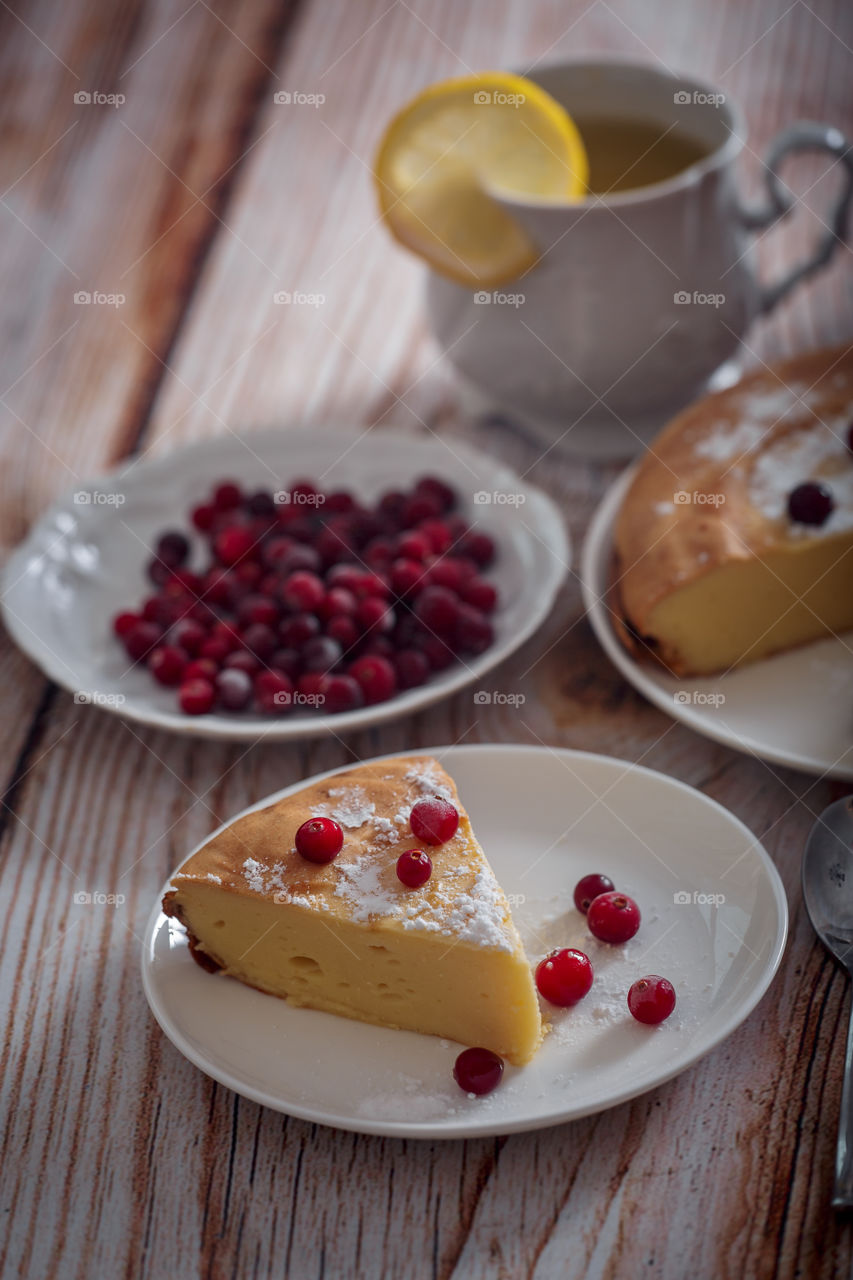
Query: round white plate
[
  {"left": 1, "top": 428, "right": 568, "bottom": 741},
  {"left": 141, "top": 744, "right": 787, "bottom": 1138},
  {"left": 581, "top": 466, "right": 853, "bottom": 780}
]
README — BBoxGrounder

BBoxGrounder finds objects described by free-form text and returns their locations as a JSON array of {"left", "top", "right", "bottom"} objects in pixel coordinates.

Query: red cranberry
[
  {"left": 349, "top": 655, "right": 397, "bottom": 704},
  {"left": 124, "top": 621, "right": 163, "bottom": 662},
  {"left": 360, "top": 635, "right": 395, "bottom": 659},
  {"left": 415, "top": 475, "right": 456, "bottom": 512},
  {"left": 213, "top": 481, "right": 243, "bottom": 509},
  {"left": 848, "top": 421, "right": 853, "bottom": 453},
  {"left": 587, "top": 892, "right": 641, "bottom": 944},
  {"left": 427, "top": 558, "right": 467, "bottom": 592},
  {"left": 410, "top": 797, "right": 459, "bottom": 845},
  {"left": 297, "top": 672, "right": 325, "bottom": 701},
  {"left": 396, "top": 849, "right": 432, "bottom": 888},
  {"left": 233, "top": 560, "right": 262, "bottom": 589},
  {"left": 414, "top": 585, "right": 459, "bottom": 637},
  {"left": 112, "top": 611, "right": 139, "bottom": 638},
  {"left": 357, "top": 596, "right": 394, "bottom": 634},
  {"left": 170, "top": 618, "right": 207, "bottom": 656},
  {"left": 179, "top": 677, "right": 215, "bottom": 714},
  {"left": 191, "top": 503, "right": 215, "bottom": 532},
  {"left": 461, "top": 578, "right": 498, "bottom": 613},
  {"left": 254, "top": 670, "right": 294, "bottom": 713},
  {"left": 198, "top": 636, "right": 231, "bottom": 664},
  {"left": 453, "top": 1046, "right": 503, "bottom": 1096},
  {"left": 398, "top": 530, "right": 431, "bottom": 561},
  {"left": 787, "top": 480, "right": 834, "bottom": 526},
  {"left": 278, "top": 613, "right": 320, "bottom": 647},
  {"left": 389, "top": 557, "right": 423, "bottom": 596},
  {"left": 460, "top": 531, "right": 496, "bottom": 568},
  {"left": 201, "top": 567, "right": 233, "bottom": 606},
  {"left": 246, "top": 489, "right": 276, "bottom": 516},
  {"left": 420, "top": 635, "right": 455, "bottom": 671},
  {"left": 377, "top": 490, "right": 407, "bottom": 526},
  {"left": 148, "top": 645, "right": 187, "bottom": 686},
  {"left": 183, "top": 657, "right": 218, "bottom": 682},
  {"left": 318, "top": 587, "right": 357, "bottom": 620},
  {"left": 262, "top": 535, "right": 297, "bottom": 571},
  {"left": 295, "top": 815, "right": 343, "bottom": 862},
  {"left": 290, "top": 479, "right": 320, "bottom": 505},
  {"left": 535, "top": 949, "right": 593, "bottom": 1006},
  {"left": 320, "top": 673, "right": 364, "bottom": 714},
  {"left": 269, "top": 648, "right": 301, "bottom": 679},
  {"left": 240, "top": 623, "right": 277, "bottom": 660},
  {"left": 215, "top": 668, "right": 253, "bottom": 711},
  {"left": 210, "top": 621, "right": 241, "bottom": 652},
  {"left": 628, "top": 975, "right": 676, "bottom": 1025},
  {"left": 326, "top": 564, "right": 365, "bottom": 593},
  {"left": 163, "top": 568, "right": 200, "bottom": 596},
  {"left": 418, "top": 518, "right": 453, "bottom": 555},
  {"left": 357, "top": 571, "right": 391, "bottom": 599},
  {"left": 281, "top": 570, "right": 325, "bottom": 613},
  {"left": 325, "top": 615, "right": 359, "bottom": 650},
  {"left": 454, "top": 604, "right": 493, "bottom": 655},
  {"left": 146, "top": 555, "right": 172, "bottom": 586},
  {"left": 325, "top": 490, "right": 355, "bottom": 513},
  {"left": 155, "top": 530, "right": 190, "bottom": 567},
  {"left": 236, "top": 594, "right": 279, "bottom": 628},
  {"left": 573, "top": 873, "right": 615, "bottom": 914},
  {"left": 402, "top": 493, "right": 442, "bottom": 526},
  {"left": 302, "top": 636, "right": 342, "bottom": 673},
  {"left": 393, "top": 649, "right": 430, "bottom": 689},
  {"left": 365, "top": 536, "right": 396, "bottom": 568},
  {"left": 214, "top": 525, "right": 255, "bottom": 566}
]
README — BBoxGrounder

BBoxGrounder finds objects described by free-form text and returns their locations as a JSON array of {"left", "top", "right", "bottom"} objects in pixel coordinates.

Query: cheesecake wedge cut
[{"left": 162, "top": 756, "right": 542, "bottom": 1065}]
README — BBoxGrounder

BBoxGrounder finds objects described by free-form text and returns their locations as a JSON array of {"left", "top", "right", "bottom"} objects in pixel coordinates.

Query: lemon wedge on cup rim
[{"left": 374, "top": 72, "right": 588, "bottom": 290}]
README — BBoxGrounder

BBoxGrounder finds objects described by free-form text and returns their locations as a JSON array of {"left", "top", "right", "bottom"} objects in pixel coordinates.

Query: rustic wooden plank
[{"left": 1, "top": 0, "right": 852, "bottom": 1278}]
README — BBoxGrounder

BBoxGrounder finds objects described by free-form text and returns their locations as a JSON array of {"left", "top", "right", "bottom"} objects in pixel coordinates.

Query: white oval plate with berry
[
  {"left": 581, "top": 465, "right": 853, "bottom": 780},
  {"left": 1, "top": 428, "right": 568, "bottom": 740},
  {"left": 141, "top": 744, "right": 787, "bottom": 1139}
]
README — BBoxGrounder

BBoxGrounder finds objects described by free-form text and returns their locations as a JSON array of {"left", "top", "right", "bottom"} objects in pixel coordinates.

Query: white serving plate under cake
[{"left": 142, "top": 744, "right": 787, "bottom": 1139}]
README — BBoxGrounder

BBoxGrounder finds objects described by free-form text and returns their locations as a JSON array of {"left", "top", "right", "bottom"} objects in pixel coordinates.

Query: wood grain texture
[{"left": 1, "top": 0, "right": 852, "bottom": 1277}]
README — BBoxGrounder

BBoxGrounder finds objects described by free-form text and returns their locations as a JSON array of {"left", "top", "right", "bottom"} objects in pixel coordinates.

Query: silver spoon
[{"left": 803, "top": 794, "right": 853, "bottom": 1209}]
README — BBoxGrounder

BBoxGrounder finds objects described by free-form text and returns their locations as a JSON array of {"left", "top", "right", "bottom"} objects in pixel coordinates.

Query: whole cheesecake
[
  {"left": 163, "top": 755, "right": 543, "bottom": 1065},
  {"left": 613, "top": 345, "right": 853, "bottom": 676}
]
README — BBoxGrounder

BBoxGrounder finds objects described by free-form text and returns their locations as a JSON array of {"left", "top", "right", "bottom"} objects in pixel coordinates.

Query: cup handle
[{"left": 738, "top": 121, "right": 853, "bottom": 314}]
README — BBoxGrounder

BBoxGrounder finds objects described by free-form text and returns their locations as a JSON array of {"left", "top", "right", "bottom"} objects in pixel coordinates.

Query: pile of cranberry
[
  {"left": 454, "top": 872, "right": 677, "bottom": 1099},
  {"left": 112, "top": 475, "right": 500, "bottom": 717}
]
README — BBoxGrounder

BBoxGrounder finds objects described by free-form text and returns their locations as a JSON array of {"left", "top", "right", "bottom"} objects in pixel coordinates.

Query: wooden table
[{"left": 1, "top": 1, "right": 852, "bottom": 1276}]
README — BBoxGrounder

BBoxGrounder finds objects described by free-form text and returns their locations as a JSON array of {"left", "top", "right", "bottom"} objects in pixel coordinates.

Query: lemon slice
[{"left": 374, "top": 72, "right": 588, "bottom": 289}]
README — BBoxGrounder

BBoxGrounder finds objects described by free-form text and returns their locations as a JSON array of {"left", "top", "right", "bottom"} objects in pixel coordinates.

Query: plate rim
[
  {"left": 141, "top": 742, "right": 789, "bottom": 1139},
  {"left": 579, "top": 464, "right": 853, "bottom": 781},
  {"left": 2, "top": 426, "right": 570, "bottom": 742}
]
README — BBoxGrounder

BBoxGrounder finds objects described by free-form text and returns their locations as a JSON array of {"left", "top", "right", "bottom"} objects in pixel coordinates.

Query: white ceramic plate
[
  {"left": 1, "top": 428, "right": 568, "bottom": 741},
  {"left": 141, "top": 744, "right": 787, "bottom": 1138},
  {"left": 581, "top": 466, "right": 853, "bottom": 781}
]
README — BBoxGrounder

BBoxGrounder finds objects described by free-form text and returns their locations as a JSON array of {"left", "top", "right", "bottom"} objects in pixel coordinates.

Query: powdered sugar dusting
[
  {"left": 748, "top": 415, "right": 853, "bottom": 536},
  {"left": 693, "top": 381, "right": 814, "bottom": 463},
  {"left": 315, "top": 785, "right": 376, "bottom": 829},
  {"left": 405, "top": 761, "right": 452, "bottom": 802},
  {"left": 241, "top": 857, "right": 328, "bottom": 911}
]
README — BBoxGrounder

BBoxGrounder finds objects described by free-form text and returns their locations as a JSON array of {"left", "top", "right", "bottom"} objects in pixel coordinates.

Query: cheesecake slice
[
  {"left": 162, "top": 756, "right": 542, "bottom": 1064},
  {"left": 614, "top": 345, "right": 853, "bottom": 676}
]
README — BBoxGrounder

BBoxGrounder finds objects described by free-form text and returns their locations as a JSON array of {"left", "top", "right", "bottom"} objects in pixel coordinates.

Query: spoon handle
[{"left": 834, "top": 992, "right": 853, "bottom": 1208}]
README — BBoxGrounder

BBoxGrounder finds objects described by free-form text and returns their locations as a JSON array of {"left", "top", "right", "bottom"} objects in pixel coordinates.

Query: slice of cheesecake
[
  {"left": 614, "top": 345, "right": 853, "bottom": 676},
  {"left": 162, "top": 755, "right": 542, "bottom": 1065}
]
